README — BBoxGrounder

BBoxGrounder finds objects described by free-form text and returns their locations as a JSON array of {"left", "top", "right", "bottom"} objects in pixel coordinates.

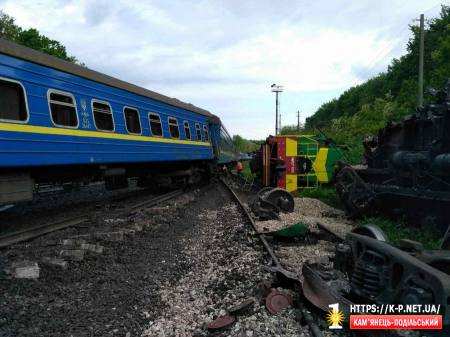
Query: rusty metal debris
[
  {"left": 207, "top": 314, "right": 236, "bottom": 331},
  {"left": 335, "top": 81, "right": 450, "bottom": 231},
  {"left": 302, "top": 264, "right": 352, "bottom": 316},
  {"left": 336, "top": 232, "right": 450, "bottom": 326},
  {"left": 265, "top": 289, "right": 293, "bottom": 314},
  {"left": 250, "top": 187, "right": 294, "bottom": 220},
  {"left": 227, "top": 298, "right": 255, "bottom": 316},
  {"left": 224, "top": 174, "right": 450, "bottom": 333}
]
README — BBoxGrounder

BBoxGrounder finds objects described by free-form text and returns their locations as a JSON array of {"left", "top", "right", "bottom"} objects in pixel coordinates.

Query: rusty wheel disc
[
  {"left": 265, "top": 289, "right": 292, "bottom": 314},
  {"left": 207, "top": 315, "right": 236, "bottom": 331}
]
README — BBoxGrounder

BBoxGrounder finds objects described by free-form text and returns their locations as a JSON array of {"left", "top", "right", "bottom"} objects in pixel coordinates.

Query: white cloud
[{"left": 0, "top": 0, "right": 444, "bottom": 138}]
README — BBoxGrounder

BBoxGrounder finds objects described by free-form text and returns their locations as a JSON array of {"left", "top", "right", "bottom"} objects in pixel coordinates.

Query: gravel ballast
[{"left": 0, "top": 183, "right": 311, "bottom": 337}]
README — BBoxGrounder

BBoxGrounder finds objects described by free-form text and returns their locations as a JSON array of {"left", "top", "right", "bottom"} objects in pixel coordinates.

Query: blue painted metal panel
[
  {"left": 0, "top": 53, "right": 216, "bottom": 168},
  {"left": 0, "top": 130, "right": 211, "bottom": 166}
]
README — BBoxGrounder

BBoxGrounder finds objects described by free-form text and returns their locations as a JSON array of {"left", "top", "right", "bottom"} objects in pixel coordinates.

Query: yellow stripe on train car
[
  {"left": 312, "top": 148, "right": 329, "bottom": 183},
  {"left": 0, "top": 122, "right": 211, "bottom": 147},
  {"left": 286, "top": 174, "right": 297, "bottom": 192},
  {"left": 285, "top": 137, "right": 297, "bottom": 157}
]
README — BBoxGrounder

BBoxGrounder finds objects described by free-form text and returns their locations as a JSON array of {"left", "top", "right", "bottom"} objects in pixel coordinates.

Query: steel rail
[
  {"left": 128, "top": 189, "right": 183, "bottom": 212},
  {"left": 0, "top": 189, "right": 183, "bottom": 248},
  {"left": 0, "top": 216, "right": 88, "bottom": 248},
  {"left": 219, "top": 177, "right": 285, "bottom": 269}
]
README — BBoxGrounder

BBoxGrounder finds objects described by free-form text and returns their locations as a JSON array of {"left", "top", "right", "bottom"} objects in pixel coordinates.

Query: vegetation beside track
[
  {"left": 359, "top": 216, "right": 442, "bottom": 250},
  {"left": 297, "top": 186, "right": 341, "bottom": 209},
  {"left": 296, "top": 186, "right": 442, "bottom": 249},
  {"left": 280, "top": 5, "right": 450, "bottom": 164}
]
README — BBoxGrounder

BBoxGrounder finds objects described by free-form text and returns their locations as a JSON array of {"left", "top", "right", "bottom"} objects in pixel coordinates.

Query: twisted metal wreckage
[
  {"left": 223, "top": 178, "right": 450, "bottom": 335},
  {"left": 233, "top": 83, "right": 450, "bottom": 333}
]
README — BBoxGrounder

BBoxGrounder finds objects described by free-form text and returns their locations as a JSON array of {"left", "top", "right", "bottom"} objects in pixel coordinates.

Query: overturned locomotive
[{"left": 336, "top": 82, "right": 450, "bottom": 231}]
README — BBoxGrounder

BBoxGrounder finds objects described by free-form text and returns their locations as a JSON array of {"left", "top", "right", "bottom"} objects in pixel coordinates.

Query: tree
[
  {"left": 279, "top": 125, "right": 303, "bottom": 135},
  {"left": 0, "top": 11, "right": 80, "bottom": 64},
  {"left": 232, "top": 135, "right": 260, "bottom": 153},
  {"left": 303, "top": 5, "right": 450, "bottom": 164},
  {"left": 305, "top": 5, "right": 450, "bottom": 131}
]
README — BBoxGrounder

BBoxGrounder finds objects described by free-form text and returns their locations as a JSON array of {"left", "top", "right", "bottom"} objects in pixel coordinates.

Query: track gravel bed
[
  {"left": 143, "top": 186, "right": 307, "bottom": 337},
  {"left": 0, "top": 183, "right": 310, "bottom": 337}
]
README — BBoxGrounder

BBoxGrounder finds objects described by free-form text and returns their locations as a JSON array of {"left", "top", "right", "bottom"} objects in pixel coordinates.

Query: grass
[
  {"left": 237, "top": 168, "right": 443, "bottom": 249},
  {"left": 358, "top": 216, "right": 442, "bottom": 249},
  {"left": 241, "top": 161, "right": 255, "bottom": 181},
  {"left": 296, "top": 186, "right": 442, "bottom": 249},
  {"left": 298, "top": 185, "right": 342, "bottom": 209}
]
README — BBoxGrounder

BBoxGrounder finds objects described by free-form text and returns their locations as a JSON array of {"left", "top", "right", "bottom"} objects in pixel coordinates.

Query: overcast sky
[{"left": 1, "top": 0, "right": 445, "bottom": 138}]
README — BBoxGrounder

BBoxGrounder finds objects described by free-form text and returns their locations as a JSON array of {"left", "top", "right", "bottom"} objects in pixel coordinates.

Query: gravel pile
[
  {"left": 276, "top": 241, "right": 336, "bottom": 278},
  {"left": 254, "top": 197, "right": 354, "bottom": 237},
  {"left": 143, "top": 188, "right": 308, "bottom": 337},
  {"left": 0, "top": 184, "right": 313, "bottom": 337},
  {"left": 0, "top": 189, "right": 201, "bottom": 337}
]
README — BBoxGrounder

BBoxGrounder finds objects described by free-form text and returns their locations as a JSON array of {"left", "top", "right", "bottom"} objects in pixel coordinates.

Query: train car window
[
  {"left": 195, "top": 123, "right": 202, "bottom": 141},
  {"left": 92, "top": 100, "right": 114, "bottom": 131},
  {"left": 48, "top": 90, "right": 78, "bottom": 127},
  {"left": 0, "top": 78, "right": 28, "bottom": 122},
  {"left": 168, "top": 117, "right": 180, "bottom": 139},
  {"left": 203, "top": 125, "right": 209, "bottom": 142},
  {"left": 123, "top": 107, "right": 141, "bottom": 134},
  {"left": 183, "top": 121, "right": 191, "bottom": 140},
  {"left": 149, "top": 113, "right": 163, "bottom": 136}
]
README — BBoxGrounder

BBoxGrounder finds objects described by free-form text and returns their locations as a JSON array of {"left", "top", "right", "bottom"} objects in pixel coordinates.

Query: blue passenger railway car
[{"left": 0, "top": 38, "right": 239, "bottom": 205}]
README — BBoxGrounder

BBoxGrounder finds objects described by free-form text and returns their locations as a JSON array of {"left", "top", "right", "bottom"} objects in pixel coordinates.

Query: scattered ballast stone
[
  {"left": 80, "top": 243, "right": 104, "bottom": 254},
  {"left": 11, "top": 261, "right": 40, "bottom": 279},
  {"left": 62, "top": 238, "right": 87, "bottom": 246},
  {"left": 276, "top": 240, "right": 335, "bottom": 277},
  {"left": 41, "top": 257, "right": 68, "bottom": 269},
  {"left": 142, "top": 198, "right": 307, "bottom": 337},
  {"left": 145, "top": 206, "right": 170, "bottom": 215},
  {"left": 104, "top": 218, "right": 127, "bottom": 225},
  {"left": 254, "top": 197, "right": 354, "bottom": 236},
  {"left": 59, "top": 249, "right": 85, "bottom": 261},
  {"left": 93, "top": 231, "right": 124, "bottom": 242}
]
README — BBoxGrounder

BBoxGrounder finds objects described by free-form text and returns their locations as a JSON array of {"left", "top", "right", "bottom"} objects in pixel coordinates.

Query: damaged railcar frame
[
  {"left": 336, "top": 81, "right": 450, "bottom": 231},
  {"left": 222, "top": 176, "right": 450, "bottom": 332}
]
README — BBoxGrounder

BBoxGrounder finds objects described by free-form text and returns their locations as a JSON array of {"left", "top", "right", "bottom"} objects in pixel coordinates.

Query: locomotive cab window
[
  {"left": 48, "top": 90, "right": 78, "bottom": 127},
  {"left": 168, "top": 117, "right": 180, "bottom": 139},
  {"left": 203, "top": 125, "right": 209, "bottom": 142},
  {"left": 123, "top": 107, "right": 141, "bottom": 134},
  {"left": 92, "top": 100, "right": 114, "bottom": 131},
  {"left": 183, "top": 121, "right": 191, "bottom": 140},
  {"left": 149, "top": 113, "right": 163, "bottom": 136},
  {"left": 0, "top": 78, "right": 28, "bottom": 122},
  {"left": 195, "top": 123, "right": 202, "bottom": 141}
]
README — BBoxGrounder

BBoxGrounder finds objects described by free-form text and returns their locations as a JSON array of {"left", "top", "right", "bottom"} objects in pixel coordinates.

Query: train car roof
[{"left": 0, "top": 38, "right": 220, "bottom": 122}]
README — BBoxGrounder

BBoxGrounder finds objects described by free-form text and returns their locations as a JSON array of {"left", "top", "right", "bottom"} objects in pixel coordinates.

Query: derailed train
[
  {"left": 0, "top": 38, "right": 238, "bottom": 205},
  {"left": 336, "top": 81, "right": 450, "bottom": 231}
]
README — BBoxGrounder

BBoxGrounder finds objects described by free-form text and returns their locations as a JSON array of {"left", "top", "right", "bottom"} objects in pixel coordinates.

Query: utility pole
[
  {"left": 271, "top": 84, "right": 283, "bottom": 135},
  {"left": 276, "top": 92, "right": 279, "bottom": 134},
  {"left": 418, "top": 13, "right": 425, "bottom": 107},
  {"left": 297, "top": 110, "right": 300, "bottom": 131},
  {"left": 279, "top": 112, "right": 282, "bottom": 134}
]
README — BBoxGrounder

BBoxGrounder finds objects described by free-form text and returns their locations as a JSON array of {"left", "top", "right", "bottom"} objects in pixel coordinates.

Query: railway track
[
  {"left": 0, "top": 188, "right": 184, "bottom": 248},
  {"left": 221, "top": 176, "right": 424, "bottom": 337},
  {"left": 219, "top": 177, "right": 326, "bottom": 335}
]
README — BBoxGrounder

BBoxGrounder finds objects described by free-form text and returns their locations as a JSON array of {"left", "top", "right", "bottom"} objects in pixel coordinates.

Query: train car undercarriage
[
  {"left": 336, "top": 81, "right": 450, "bottom": 233},
  {"left": 0, "top": 160, "right": 212, "bottom": 205}
]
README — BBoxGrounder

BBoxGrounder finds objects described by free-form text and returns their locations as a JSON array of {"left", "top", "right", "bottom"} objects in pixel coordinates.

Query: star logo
[{"left": 327, "top": 303, "right": 344, "bottom": 329}]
